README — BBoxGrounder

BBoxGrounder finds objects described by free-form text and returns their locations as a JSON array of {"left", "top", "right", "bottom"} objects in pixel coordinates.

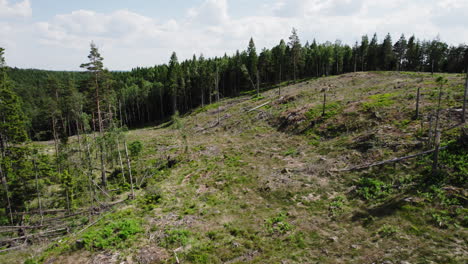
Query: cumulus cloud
[
  {"left": 1, "top": 0, "right": 467, "bottom": 70},
  {"left": 0, "top": 0, "right": 32, "bottom": 18}
]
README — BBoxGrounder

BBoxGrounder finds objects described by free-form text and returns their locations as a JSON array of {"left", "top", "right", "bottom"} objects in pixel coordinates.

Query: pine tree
[
  {"left": 360, "top": 35, "right": 369, "bottom": 71},
  {"left": 168, "top": 52, "right": 180, "bottom": 114},
  {"left": 380, "top": 33, "right": 394, "bottom": 70},
  {"left": 368, "top": 34, "right": 379, "bottom": 71},
  {"left": 247, "top": 38, "right": 259, "bottom": 95},
  {"left": 80, "top": 42, "right": 108, "bottom": 188},
  {"left": 0, "top": 47, "right": 28, "bottom": 223},
  {"left": 394, "top": 34, "right": 407, "bottom": 71},
  {"left": 288, "top": 28, "right": 301, "bottom": 81}
]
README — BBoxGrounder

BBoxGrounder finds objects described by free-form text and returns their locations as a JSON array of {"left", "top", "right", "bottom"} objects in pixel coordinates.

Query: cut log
[
  {"left": 247, "top": 101, "right": 271, "bottom": 113},
  {"left": 333, "top": 146, "right": 448, "bottom": 172}
]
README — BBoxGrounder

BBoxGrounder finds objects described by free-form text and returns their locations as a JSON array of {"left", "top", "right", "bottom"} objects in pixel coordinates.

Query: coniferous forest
[
  {"left": 6, "top": 32, "right": 468, "bottom": 141},
  {"left": 1, "top": 27, "right": 468, "bottom": 263}
]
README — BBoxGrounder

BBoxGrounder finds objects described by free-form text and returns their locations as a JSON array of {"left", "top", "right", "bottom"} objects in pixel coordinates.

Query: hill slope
[{"left": 3, "top": 71, "right": 467, "bottom": 264}]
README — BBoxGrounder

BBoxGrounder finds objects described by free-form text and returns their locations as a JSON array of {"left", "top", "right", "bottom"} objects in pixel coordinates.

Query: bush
[
  {"left": 305, "top": 102, "right": 342, "bottom": 120},
  {"left": 129, "top": 140, "right": 143, "bottom": 157},
  {"left": 163, "top": 229, "right": 190, "bottom": 248},
  {"left": 265, "top": 212, "right": 293, "bottom": 235},
  {"left": 377, "top": 224, "right": 399, "bottom": 237},
  {"left": 138, "top": 185, "right": 163, "bottom": 210},
  {"left": 328, "top": 195, "right": 346, "bottom": 217},
  {"left": 81, "top": 213, "right": 143, "bottom": 250},
  {"left": 356, "top": 178, "right": 390, "bottom": 200}
]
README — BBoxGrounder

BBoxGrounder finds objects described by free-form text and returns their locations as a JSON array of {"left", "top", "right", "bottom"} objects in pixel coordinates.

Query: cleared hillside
[{"left": 2, "top": 71, "right": 467, "bottom": 264}]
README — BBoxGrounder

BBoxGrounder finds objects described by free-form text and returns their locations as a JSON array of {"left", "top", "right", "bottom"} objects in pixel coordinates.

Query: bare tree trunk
[
  {"left": 99, "top": 144, "right": 106, "bottom": 188},
  {"left": 278, "top": 64, "right": 282, "bottom": 96},
  {"left": 32, "top": 158, "right": 44, "bottom": 225},
  {"left": 116, "top": 139, "right": 127, "bottom": 184},
  {"left": 322, "top": 89, "right": 327, "bottom": 117},
  {"left": 431, "top": 59, "right": 434, "bottom": 76},
  {"left": 76, "top": 120, "right": 82, "bottom": 161},
  {"left": 427, "top": 114, "right": 434, "bottom": 147},
  {"left": 432, "top": 130, "right": 441, "bottom": 176},
  {"left": 414, "top": 87, "right": 421, "bottom": 120},
  {"left": 256, "top": 70, "right": 260, "bottom": 97},
  {"left": 463, "top": 69, "right": 468, "bottom": 123},
  {"left": 85, "top": 137, "right": 95, "bottom": 206},
  {"left": 433, "top": 85, "right": 444, "bottom": 145},
  {"left": 52, "top": 117, "right": 60, "bottom": 172},
  {"left": 124, "top": 140, "right": 135, "bottom": 199},
  {"left": 0, "top": 163, "right": 13, "bottom": 224},
  {"left": 216, "top": 67, "right": 220, "bottom": 124}
]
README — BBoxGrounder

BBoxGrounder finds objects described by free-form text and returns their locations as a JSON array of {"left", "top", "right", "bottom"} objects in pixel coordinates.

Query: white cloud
[
  {"left": 0, "top": 0, "right": 31, "bottom": 18},
  {"left": 1, "top": 0, "right": 467, "bottom": 70}
]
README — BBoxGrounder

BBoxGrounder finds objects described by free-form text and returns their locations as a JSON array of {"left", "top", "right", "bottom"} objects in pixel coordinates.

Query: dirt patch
[{"left": 135, "top": 246, "right": 170, "bottom": 264}]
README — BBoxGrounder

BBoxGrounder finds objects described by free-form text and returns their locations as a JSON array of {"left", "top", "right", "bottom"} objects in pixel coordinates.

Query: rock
[{"left": 329, "top": 236, "right": 339, "bottom": 243}]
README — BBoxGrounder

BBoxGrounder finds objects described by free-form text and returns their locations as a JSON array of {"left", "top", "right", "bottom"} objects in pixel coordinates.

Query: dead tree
[
  {"left": 322, "top": 86, "right": 330, "bottom": 117},
  {"left": 414, "top": 87, "right": 421, "bottom": 120},
  {"left": 433, "top": 77, "right": 447, "bottom": 145},
  {"left": 116, "top": 139, "right": 127, "bottom": 184},
  {"left": 432, "top": 130, "right": 441, "bottom": 176},
  {"left": 124, "top": 140, "right": 135, "bottom": 199},
  {"left": 32, "top": 158, "right": 44, "bottom": 225},
  {"left": 427, "top": 114, "right": 434, "bottom": 147},
  {"left": 463, "top": 69, "right": 468, "bottom": 123},
  {"left": 0, "top": 163, "right": 13, "bottom": 224}
]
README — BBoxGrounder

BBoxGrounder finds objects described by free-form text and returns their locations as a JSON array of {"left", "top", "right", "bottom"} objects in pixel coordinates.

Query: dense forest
[{"left": 7, "top": 30, "right": 468, "bottom": 141}]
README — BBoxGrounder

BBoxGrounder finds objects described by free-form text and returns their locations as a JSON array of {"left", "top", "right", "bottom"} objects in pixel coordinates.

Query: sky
[{"left": 0, "top": 0, "right": 467, "bottom": 71}]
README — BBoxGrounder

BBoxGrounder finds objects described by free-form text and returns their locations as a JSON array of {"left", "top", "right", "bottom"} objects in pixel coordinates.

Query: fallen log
[
  {"left": 12, "top": 209, "right": 67, "bottom": 216},
  {"left": 0, "top": 225, "right": 47, "bottom": 230},
  {"left": 247, "top": 101, "right": 271, "bottom": 113},
  {"left": 0, "top": 245, "right": 26, "bottom": 253},
  {"left": 333, "top": 146, "right": 448, "bottom": 172},
  {"left": 0, "top": 227, "right": 67, "bottom": 245}
]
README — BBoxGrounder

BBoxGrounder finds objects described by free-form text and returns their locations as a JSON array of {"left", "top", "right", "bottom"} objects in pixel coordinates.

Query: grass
[{"left": 4, "top": 71, "right": 467, "bottom": 264}]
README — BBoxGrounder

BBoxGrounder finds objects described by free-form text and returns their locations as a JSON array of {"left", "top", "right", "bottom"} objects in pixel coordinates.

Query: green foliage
[
  {"left": 163, "top": 229, "right": 190, "bottom": 248},
  {"left": 265, "top": 212, "right": 293, "bottom": 235},
  {"left": 81, "top": 210, "right": 143, "bottom": 251},
  {"left": 356, "top": 177, "right": 390, "bottom": 200},
  {"left": 377, "top": 224, "right": 399, "bottom": 237},
  {"left": 305, "top": 102, "right": 342, "bottom": 120},
  {"left": 430, "top": 211, "right": 452, "bottom": 228},
  {"left": 128, "top": 140, "right": 143, "bottom": 157},
  {"left": 328, "top": 195, "right": 346, "bottom": 217},
  {"left": 283, "top": 148, "right": 300, "bottom": 157},
  {"left": 361, "top": 93, "right": 395, "bottom": 111},
  {"left": 138, "top": 185, "right": 162, "bottom": 211},
  {"left": 436, "top": 140, "right": 468, "bottom": 186}
]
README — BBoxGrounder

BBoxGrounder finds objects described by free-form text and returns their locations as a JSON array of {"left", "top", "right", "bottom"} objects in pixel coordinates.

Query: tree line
[{"left": 7, "top": 30, "right": 468, "bottom": 141}]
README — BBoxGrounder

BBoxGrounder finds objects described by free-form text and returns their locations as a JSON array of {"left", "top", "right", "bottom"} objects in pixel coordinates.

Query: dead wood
[{"left": 333, "top": 146, "right": 448, "bottom": 172}]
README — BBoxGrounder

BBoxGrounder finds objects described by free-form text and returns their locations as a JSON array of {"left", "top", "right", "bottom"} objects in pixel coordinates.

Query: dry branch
[
  {"left": 0, "top": 227, "right": 67, "bottom": 244},
  {"left": 333, "top": 146, "right": 448, "bottom": 172},
  {"left": 247, "top": 101, "right": 271, "bottom": 113},
  {"left": 0, "top": 245, "right": 26, "bottom": 253}
]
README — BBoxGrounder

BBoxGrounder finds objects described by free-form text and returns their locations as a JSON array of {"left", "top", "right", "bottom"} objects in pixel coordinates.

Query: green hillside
[{"left": 2, "top": 71, "right": 466, "bottom": 264}]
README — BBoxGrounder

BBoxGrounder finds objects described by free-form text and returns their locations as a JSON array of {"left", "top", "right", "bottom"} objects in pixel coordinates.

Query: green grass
[{"left": 361, "top": 93, "right": 395, "bottom": 111}]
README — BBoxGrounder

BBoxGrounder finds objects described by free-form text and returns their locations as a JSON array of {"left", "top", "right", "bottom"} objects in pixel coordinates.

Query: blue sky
[{"left": 1, "top": 0, "right": 467, "bottom": 70}]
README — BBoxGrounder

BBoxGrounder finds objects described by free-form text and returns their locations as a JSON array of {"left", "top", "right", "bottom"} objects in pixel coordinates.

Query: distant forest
[{"left": 7, "top": 30, "right": 468, "bottom": 140}]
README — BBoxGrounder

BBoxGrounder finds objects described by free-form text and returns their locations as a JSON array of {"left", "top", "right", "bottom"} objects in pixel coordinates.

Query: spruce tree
[
  {"left": 288, "top": 28, "right": 301, "bottom": 81},
  {"left": 0, "top": 48, "right": 28, "bottom": 223}
]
